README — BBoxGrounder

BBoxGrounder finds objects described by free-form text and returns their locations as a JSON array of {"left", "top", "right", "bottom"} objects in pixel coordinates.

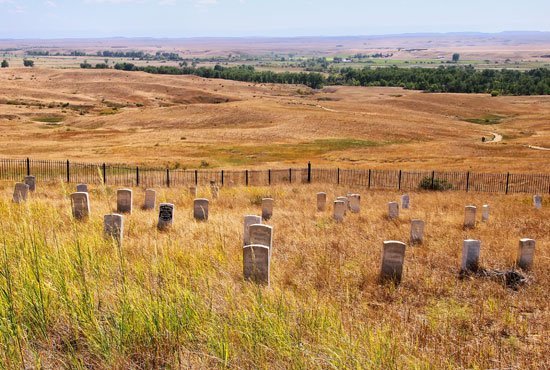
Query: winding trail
[{"left": 527, "top": 145, "right": 550, "bottom": 151}]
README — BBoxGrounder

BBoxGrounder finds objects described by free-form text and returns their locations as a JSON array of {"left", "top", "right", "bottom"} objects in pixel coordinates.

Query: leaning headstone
[
  {"left": 333, "top": 200, "right": 346, "bottom": 222},
  {"left": 24, "top": 176, "right": 36, "bottom": 192},
  {"left": 533, "top": 195, "right": 542, "bottom": 209},
  {"left": 71, "top": 192, "right": 90, "bottom": 220},
  {"left": 517, "top": 238, "right": 535, "bottom": 271},
  {"left": 194, "top": 198, "right": 209, "bottom": 221},
  {"left": 262, "top": 198, "right": 274, "bottom": 221},
  {"left": 143, "top": 189, "right": 156, "bottom": 210},
  {"left": 461, "top": 239, "right": 481, "bottom": 272},
  {"left": 410, "top": 219, "right": 425, "bottom": 245},
  {"left": 13, "top": 183, "right": 30, "bottom": 204},
  {"left": 463, "top": 206, "right": 477, "bottom": 229},
  {"left": 249, "top": 224, "right": 273, "bottom": 250},
  {"left": 158, "top": 203, "right": 175, "bottom": 230},
  {"left": 189, "top": 186, "right": 197, "bottom": 197},
  {"left": 243, "top": 245, "right": 270, "bottom": 285},
  {"left": 243, "top": 215, "right": 262, "bottom": 246},
  {"left": 380, "top": 241, "right": 406, "bottom": 283},
  {"left": 401, "top": 194, "right": 410, "bottom": 209},
  {"left": 104, "top": 214, "right": 124, "bottom": 244},
  {"left": 349, "top": 194, "right": 361, "bottom": 213},
  {"left": 317, "top": 192, "right": 327, "bottom": 212},
  {"left": 388, "top": 202, "right": 399, "bottom": 220},
  {"left": 76, "top": 183, "right": 88, "bottom": 193},
  {"left": 117, "top": 189, "right": 133, "bottom": 214},
  {"left": 481, "top": 205, "right": 490, "bottom": 222}
]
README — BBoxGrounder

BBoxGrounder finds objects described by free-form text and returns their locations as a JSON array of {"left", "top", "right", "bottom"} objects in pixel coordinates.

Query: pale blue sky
[{"left": 0, "top": 0, "right": 549, "bottom": 38}]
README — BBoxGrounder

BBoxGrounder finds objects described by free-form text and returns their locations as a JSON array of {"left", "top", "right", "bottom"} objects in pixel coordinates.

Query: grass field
[
  {"left": 1, "top": 68, "right": 549, "bottom": 172},
  {"left": 0, "top": 181, "right": 547, "bottom": 368}
]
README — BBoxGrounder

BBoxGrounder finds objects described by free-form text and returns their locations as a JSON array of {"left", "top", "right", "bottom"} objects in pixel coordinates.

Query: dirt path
[{"left": 527, "top": 145, "right": 550, "bottom": 151}]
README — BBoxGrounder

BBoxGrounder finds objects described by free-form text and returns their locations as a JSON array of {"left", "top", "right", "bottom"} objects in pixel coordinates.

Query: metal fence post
[
  {"left": 268, "top": 169, "right": 271, "bottom": 185},
  {"left": 289, "top": 168, "right": 292, "bottom": 184},
  {"left": 102, "top": 163, "right": 107, "bottom": 184},
  {"left": 136, "top": 166, "right": 140, "bottom": 186},
  {"left": 194, "top": 170, "right": 198, "bottom": 186},
  {"left": 221, "top": 170, "right": 224, "bottom": 186},
  {"left": 166, "top": 168, "right": 170, "bottom": 188},
  {"left": 398, "top": 170, "right": 402, "bottom": 191},
  {"left": 66, "top": 160, "right": 70, "bottom": 183},
  {"left": 245, "top": 170, "right": 249, "bottom": 186},
  {"left": 505, "top": 172, "right": 510, "bottom": 194},
  {"left": 466, "top": 171, "right": 470, "bottom": 192},
  {"left": 368, "top": 169, "right": 372, "bottom": 189},
  {"left": 26, "top": 157, "right": 30, "bottom": 176},
  {"left": 337, "top": 168, "right": 340, "bottom": 185},
  {"left": 307, "top": 161, "right": 311, "bottom": 183}
]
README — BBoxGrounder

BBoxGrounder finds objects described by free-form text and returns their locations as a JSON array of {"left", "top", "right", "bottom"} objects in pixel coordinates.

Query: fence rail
[{"left": 1, "top": 158, "right": 549, "bottom": 194}]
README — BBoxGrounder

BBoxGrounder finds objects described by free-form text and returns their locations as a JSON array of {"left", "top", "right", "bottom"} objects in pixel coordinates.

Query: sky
[{"left": 0, "top": 0, "right": 549, "bottom": 38}]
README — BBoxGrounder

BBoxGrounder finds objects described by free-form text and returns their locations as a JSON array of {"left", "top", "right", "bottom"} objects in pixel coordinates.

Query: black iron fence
[{"left": 1, "top": 158, "right": 549, "bottom": 194}]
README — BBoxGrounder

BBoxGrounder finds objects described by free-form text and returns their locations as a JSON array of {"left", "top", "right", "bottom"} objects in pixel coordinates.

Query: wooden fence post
[
  {"left": 268, "top": 169, "right": 271, "bottom": 185},
  {"left": 102, "top": 163, "right": 107, "bottom": 184},
  {"left": 505, "top": 172, "right": 510, "bottom": 194},
  {"left": 194, "top": 170, "right": 198, "bottom": 186},
  {"left": 307, "top": 161, "right": 311, "bottom": 183},
  {"left": 136, "top": 166, "right": 140, "bottom": 186},
  {"left": 246, "top": 170, "right": 249, "bottom": 186},
  {"left": 26, "top": 157, "right": 30, "bottom": 176},
  {"left": 166, "top": 168, "right": 170, "bottom": 188},
  {"left": 289, "top": 168, "right": 292, "bottom": 184},
  {"left": 431, "top": 171, "right": 435, "bottom": 189},
  {"left": 466, "top": 171, "right": 470, "bottom": 192},
  {"left": 221, "top": 170, "right": 224, "bottom": 186},
  {"left": 337, "top": 168, "right": 340, "bottom": 185},
  {"left": 66, "top": 160, "right": 70, "bottom": 183}
]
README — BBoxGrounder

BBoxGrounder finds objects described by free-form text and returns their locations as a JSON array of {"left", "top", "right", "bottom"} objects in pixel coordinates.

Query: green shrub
[{"left": 419, "top": 176, "right": 453, "bottom": 191}]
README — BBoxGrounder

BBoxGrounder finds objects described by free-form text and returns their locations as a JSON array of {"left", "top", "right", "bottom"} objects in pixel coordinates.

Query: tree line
[{"left": 77, "top": 62, "right": 550, "bottom": 95}]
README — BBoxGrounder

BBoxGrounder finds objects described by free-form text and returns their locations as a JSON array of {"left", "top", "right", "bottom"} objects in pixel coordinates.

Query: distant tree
[
  {"left": 1, "top": 60, "right": 8, "bottom": 68},
  {"left": 80, "top": 60, "right": 92, "bottom": 69},
  {"left": 452, "top": 53, "right": 460, "bottom": 63},
  {"left": 23, "top": 59, "right": 34, "bottom": 67}
]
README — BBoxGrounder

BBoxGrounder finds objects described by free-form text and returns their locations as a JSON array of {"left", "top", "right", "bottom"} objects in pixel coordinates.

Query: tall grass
[{"left": 0, "top": 181, "right": 547, "bottom": 368}]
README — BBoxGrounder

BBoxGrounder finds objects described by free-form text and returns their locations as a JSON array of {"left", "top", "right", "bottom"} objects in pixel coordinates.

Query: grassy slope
[
  {"left": 1, "top": 68, "right": 549, "bottom": 172},
  {"left": 0, "top": 181, "right": 547, "bottom": 368}
]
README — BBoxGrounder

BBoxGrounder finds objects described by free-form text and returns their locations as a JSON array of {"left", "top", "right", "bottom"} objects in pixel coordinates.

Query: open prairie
[{"left": 0, "top": 67, "right": 549, "bottom": 172}]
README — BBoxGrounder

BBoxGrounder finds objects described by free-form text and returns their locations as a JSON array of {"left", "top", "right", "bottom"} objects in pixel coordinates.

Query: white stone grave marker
[
  {"left": 380, "top": 241, "right": 406, "bottom": 283},
  {"left": 71, "top": 192, "right": 90, "bottom": 220},
  {"left": 13, "top": 183, "right": 29, "bottom": 204},
  {"left": 262, "top": 198, "right": 274, "bottom": 221},
  {"left": 243, "top": 215, "right": 262, "bottom": 246},
  {"left": 117, "top": 189, "right": 133, "bottom": 214},
  {"left": 461, "top": 239, "right": 481, "bottom": 272},
  {"left": 517, "top": 238, "right": 535, "bottom": 271},
  {"left": 194, "top": 198, "right": 209, "bottom": 221},
  {"left": 243, "top": 245, "right": 270, "bottom": 285}
]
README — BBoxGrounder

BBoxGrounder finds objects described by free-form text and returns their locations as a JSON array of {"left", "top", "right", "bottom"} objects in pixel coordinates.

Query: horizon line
[{"left": 1, "top": 30, "right": 550, "bottom": 42}]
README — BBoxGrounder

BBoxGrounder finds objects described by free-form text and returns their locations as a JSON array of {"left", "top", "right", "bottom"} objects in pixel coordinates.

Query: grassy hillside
[{"left": 0, "top": 181, "right": 547, "bottom": 368}]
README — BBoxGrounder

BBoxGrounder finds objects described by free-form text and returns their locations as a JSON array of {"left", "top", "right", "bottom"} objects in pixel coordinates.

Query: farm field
[
  {"left": 0, "top": 181, "right": 548, "bottom": 368},
  {"left": 1, "top": 68, "right": 549, "bottom": 172}
]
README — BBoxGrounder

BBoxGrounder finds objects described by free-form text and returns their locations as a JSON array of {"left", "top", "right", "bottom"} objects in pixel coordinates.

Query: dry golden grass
[
  {"left": 0, "top": 181, "right": 548, "bottom": 368},
  {"left": 1, "top": 68, "right": 549, "bottom": 173}
]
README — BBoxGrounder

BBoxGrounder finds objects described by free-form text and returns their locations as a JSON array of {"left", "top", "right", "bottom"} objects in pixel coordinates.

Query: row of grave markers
[{"left": 9, "top": 179, "right": 541, "bottom": 286}]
